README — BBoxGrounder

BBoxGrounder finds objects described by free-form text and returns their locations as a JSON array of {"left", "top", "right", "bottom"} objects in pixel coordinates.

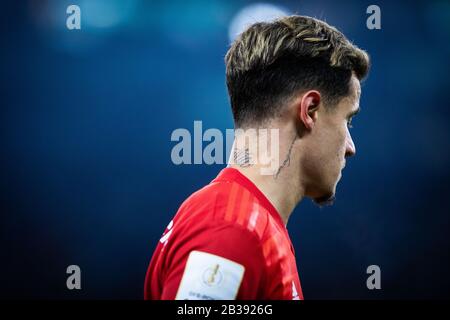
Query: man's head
[{"left": 225, "top": 15, "right": 370, "bottom": 205}]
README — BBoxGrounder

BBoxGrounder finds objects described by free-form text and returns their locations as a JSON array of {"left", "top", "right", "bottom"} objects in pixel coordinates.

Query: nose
[{"left": 345, "top": 129, "right": 356, "bottom": 158}]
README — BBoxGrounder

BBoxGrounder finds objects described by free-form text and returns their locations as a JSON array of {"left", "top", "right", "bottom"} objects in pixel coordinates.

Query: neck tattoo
[
  {"left": 234, "top": 148, "right": 252, "bottom": 167},
  {"left": 274, "top": 135, "right": 297, "bottom": 179}
]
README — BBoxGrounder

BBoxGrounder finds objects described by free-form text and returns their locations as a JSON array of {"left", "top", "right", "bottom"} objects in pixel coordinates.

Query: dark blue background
[{"left": 1, "top": 0, "right": 449, "bottom": 299}]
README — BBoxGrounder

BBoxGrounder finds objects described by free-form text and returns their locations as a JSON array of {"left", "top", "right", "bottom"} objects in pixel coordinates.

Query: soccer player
[{"left": 145, "top": 15, "right": 370, "bottom": 300}]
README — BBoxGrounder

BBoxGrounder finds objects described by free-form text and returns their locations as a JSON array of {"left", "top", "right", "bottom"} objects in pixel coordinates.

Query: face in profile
[{"left": 302, "top": 76, "right": 361, "bottom": 205}]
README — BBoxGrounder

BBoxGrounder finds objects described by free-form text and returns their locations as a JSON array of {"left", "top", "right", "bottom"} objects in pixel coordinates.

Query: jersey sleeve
[{"left": 160, "top": 221, "right": 267, "bottom": 300}]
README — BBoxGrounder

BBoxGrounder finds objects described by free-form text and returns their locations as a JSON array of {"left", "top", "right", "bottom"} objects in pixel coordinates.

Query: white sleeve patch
[{"left": 175, "top": 250, "right": 245, "bottom": 300}]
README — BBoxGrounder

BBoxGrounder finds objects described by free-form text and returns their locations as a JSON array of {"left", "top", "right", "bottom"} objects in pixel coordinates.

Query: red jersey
[{"left": 144, "top": 168, "right": 304, "bottom": 300}]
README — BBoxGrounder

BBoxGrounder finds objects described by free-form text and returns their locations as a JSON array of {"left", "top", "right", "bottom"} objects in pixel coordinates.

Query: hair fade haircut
[{"left": 225, "top": 15, "right": 370, "bottom": 128}]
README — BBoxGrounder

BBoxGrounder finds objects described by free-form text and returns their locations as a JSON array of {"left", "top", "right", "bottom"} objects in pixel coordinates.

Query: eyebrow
[{"left": 347, "top": 106, "right": 361, "bottom": 118}]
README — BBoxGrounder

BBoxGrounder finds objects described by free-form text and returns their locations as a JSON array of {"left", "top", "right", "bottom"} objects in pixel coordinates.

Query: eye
[{"left": 347, "top": 117, "right": 353, "bottom": 129}]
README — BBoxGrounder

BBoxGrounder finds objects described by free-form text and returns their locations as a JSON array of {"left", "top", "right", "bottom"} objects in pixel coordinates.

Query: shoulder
[{"left": 174, "top": 180, "right": 270, "bottom": 243}]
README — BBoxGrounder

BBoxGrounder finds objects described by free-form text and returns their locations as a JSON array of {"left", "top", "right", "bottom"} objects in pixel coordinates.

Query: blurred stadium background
[{"left": 1, "top": 0, "right": 450, "bottom": 299}]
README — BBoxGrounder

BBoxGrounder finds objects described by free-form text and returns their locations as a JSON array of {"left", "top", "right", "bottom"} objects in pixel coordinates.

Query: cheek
[
  {"left": 337, "top": 127, "right": 348, "bottom": 155},
  {"left": 327, "top": 126, "right": 347, "bottom": 160},
  {"left": 321, "top": 127, "right": 347, "bottom": 177},
  {"left": 302, "top": 123, "right": 346, "bottom": 175},
  {"left": 306, "top": 136, "right": 339, "bottom": 173},
  {"left": 300, "top": 142, "right": 325, "bottom": 179}
]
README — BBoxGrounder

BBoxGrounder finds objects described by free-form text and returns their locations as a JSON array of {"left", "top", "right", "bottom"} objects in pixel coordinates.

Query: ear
[{"left": 298, "top": 90, "right": 321, "bottom": 130}]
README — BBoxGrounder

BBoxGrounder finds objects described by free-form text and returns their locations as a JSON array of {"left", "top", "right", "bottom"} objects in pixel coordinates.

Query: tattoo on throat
[
  {"left": 274, "top": 135, "right": 296, "bottom": 179},
  {"left": 234, "top": 148, "right": 252, "bottom": 167}
]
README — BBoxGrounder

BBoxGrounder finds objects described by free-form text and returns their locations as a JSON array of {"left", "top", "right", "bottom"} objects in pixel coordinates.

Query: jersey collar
[{"left": 212, "top": 167, "right": 287, "bottom": 231}]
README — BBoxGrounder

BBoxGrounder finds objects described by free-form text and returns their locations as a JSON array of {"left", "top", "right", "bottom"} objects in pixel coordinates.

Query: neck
[{"left": 228, "top": 125, "right": 304, "bottom": 225}]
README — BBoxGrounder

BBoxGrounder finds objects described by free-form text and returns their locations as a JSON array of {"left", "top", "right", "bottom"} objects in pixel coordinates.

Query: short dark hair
[{"left": 225, "top": 15, "right": 370, "bottom": 128}]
